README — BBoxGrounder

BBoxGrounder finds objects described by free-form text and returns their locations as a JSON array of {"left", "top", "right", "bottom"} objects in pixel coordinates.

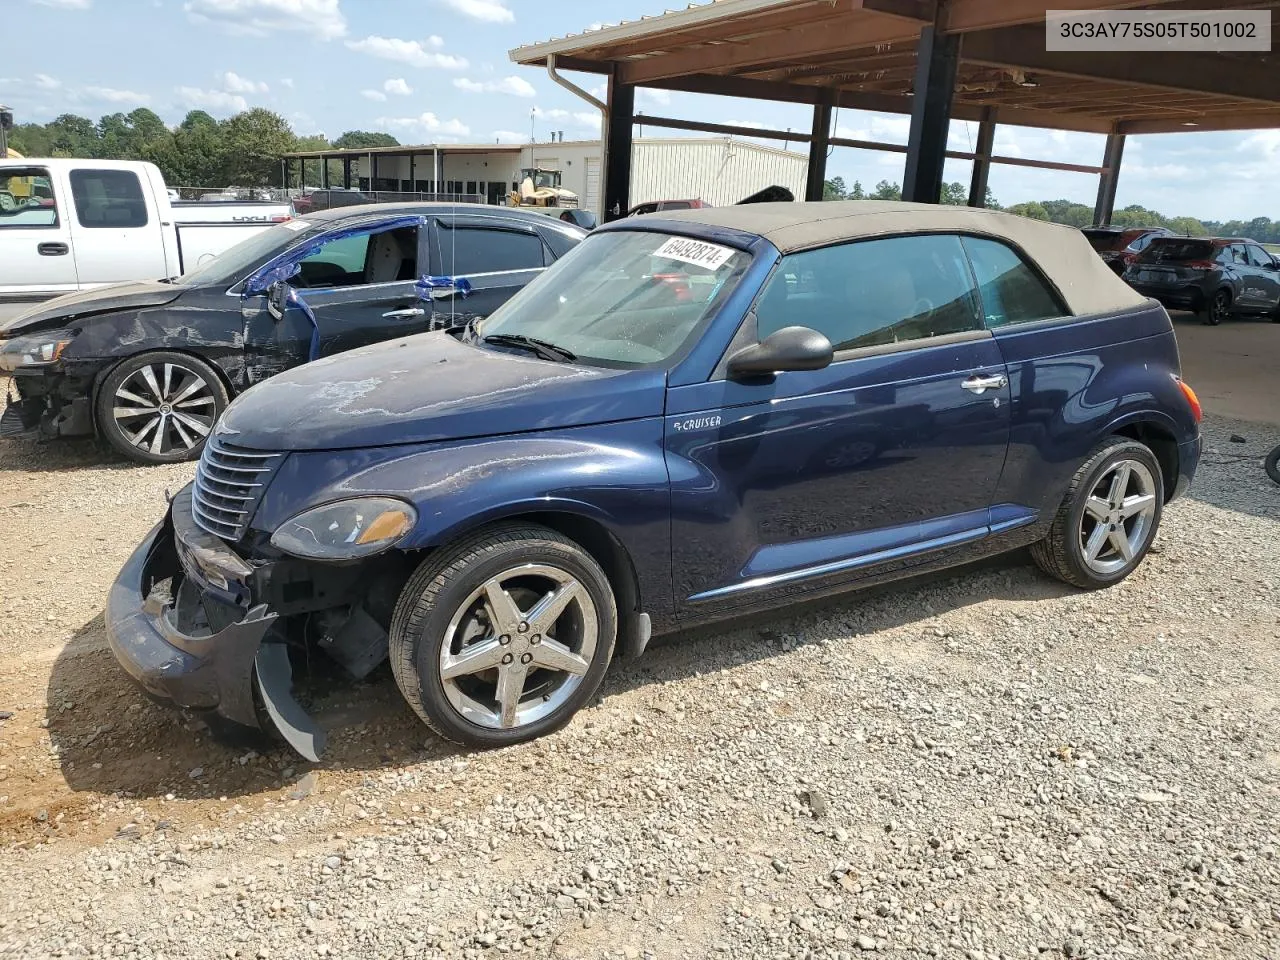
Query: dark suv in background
[
  {"left": 1082, "top": 226, "right": 1172, "bottom": 275},
  {"left": 1123, "top": 236, "right": 1280, "bottom": 325}
]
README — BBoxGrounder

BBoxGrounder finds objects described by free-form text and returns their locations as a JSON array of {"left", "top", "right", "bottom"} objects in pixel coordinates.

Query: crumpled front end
[
  {"left": 105, "top": 480, "right": 412, "bottom": 760},
  {"left": 1, "top": 366, "right": 96, "bottom": 440}
]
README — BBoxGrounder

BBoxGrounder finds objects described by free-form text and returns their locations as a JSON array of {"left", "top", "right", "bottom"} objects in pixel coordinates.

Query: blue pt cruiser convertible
[{"left": 106, "top": 201, "right": 1203, "bottom": 759}]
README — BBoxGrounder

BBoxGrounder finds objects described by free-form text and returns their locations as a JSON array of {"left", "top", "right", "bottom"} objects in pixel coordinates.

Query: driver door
[
  {"left": 243, "top": 222, "right": 427, "bottom": 382},
  {"left": 665, "top": 233, "right": 1012, "bottom": 617}
]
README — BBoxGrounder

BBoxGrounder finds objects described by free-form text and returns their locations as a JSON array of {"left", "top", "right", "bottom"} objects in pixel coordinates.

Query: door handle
[
  {"left": 382, "top": 307, "right": 426, "bottom": 319},
  {"left": 38, "top": 242, "right": 69, "bottom": 256},
  {"left": 961, "top": 374, "right": 1008, "bottom": 394}
]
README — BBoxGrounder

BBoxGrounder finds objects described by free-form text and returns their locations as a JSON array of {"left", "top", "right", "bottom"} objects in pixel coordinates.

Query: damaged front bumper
[
  {"left": 105, "top": 485, "right": 327, "bottom": 760},
  {"left": 1, "top": 366, "right": 96, "bottom": 440}
]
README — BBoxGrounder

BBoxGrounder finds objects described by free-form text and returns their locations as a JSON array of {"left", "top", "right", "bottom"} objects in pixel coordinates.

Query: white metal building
[{"left": 324, "top": 137, "right": 807, "bottom": 219}]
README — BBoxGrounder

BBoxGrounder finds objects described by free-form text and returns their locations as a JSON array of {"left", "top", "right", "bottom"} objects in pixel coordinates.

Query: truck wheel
[
  {"left": 96, "top": 351, "right": 229, "bottom": 464},
  {"left": 1030, "top": 439, "right": 1164, "bottom": 590},
  {"left": 390, "top": 523, "right": 617, "bottom": 748}
]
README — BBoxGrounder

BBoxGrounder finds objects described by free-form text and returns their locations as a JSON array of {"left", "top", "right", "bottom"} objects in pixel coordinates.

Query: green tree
[
  {"left": 179, "top": 110, "right": 218, "bottom": 132},
  {"left": 823, "top": 176, "right": 849, "bottom": 201},
  {"left": 332, "top": 130, "right": 399, "bottom": 149},
  {"left": 218, "top": 109, "right": 297, "bottom": 185},
  {"left": 940, "top": 181, "right": 968, "bottom": 205},
  {"left": 871, "top": 180, "right": 902, "bottom": 201},
  {"left": 847, "top": 180, "right": 865, "bottom": 200},
  {"left": 1008, "top": 200, "right": 1050, "bottom": 221},
  {"left": 45, "top": 113, "right": 99, "bottom": 156}
]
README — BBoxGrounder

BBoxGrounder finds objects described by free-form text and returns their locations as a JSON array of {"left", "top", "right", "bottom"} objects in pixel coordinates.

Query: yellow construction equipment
[{"left": 507, "top": 168, "right": 578, "bottom": 208}]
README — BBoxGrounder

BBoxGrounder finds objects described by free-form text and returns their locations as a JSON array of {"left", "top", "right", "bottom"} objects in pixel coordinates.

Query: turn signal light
[{"left": 1175, "top": 377, "right": 1202, "bottom": 424}]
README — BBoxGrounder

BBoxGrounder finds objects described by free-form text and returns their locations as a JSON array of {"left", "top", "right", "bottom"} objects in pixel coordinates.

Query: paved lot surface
[
  {"left": 1170, "top": 313, "right": 1278, "bottom": 426},
  {"left": 0, "top": 409, "right": 1277, "bottom": 959}
]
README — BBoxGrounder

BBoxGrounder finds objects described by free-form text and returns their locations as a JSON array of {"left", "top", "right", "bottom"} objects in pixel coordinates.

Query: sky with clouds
[{"left": 4, "top": 0, "right": 1278, "bottom": 222}]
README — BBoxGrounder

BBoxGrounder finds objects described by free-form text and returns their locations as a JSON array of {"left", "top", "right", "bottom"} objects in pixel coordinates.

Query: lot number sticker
[{"left": 654, "top": 236, "right": 736, "bottom": 271}]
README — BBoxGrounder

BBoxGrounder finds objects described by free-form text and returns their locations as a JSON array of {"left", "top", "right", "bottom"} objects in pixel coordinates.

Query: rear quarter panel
[{"left": 992, "top": 301, "right": 1198, "bottom": 518}]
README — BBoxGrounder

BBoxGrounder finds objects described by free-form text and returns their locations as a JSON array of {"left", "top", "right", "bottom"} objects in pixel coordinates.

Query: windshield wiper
[{"left": 482, "top": 333, "right": 576, "bottom": 363}]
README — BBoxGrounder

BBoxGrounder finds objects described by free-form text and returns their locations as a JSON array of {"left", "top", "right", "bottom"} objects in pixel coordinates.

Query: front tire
[
  {"left": 1030, "top": 439, "right": 1164, "bottom": 590},
  {"left": 389, "top": 524, "right": 617, "bottom": 748},
  {"left": 96, "top": 351, "right": 229, "bottom": 464}
]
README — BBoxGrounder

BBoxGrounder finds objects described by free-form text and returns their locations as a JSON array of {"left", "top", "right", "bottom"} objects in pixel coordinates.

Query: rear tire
[
  {"left": 389, "top": 523, "right": 617, "bottom": 748},
  {"left": 1202, "top": 289, "right": 1230, "bottom": 326},
  {"left": 1030, "top": 439, "right": 1164, "bottom": 590},
  {"left": 96, "top": 351, "right": 229, "bottom": 464}
]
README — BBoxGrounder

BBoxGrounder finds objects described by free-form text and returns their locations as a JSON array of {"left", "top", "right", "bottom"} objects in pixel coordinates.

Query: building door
[{"left": 584, "top": 157, "right": 601, "bottom": 219}]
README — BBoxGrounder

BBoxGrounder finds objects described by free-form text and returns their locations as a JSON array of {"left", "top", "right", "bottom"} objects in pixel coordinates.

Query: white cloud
[
  {"left": 440, "top": 0, "right": 513, "bottom": 23},
  {"left": 453, "top": 76, "right": 535, "bottom": 98},
  {"left": 31, "top": 0, "right": 92, "bottom": 8},
  {"left": 492, "top": 130, "right": 529, "bottom": 144},
  {"left": 177, "top": 86, "right": 249, "bottom": 113},
  {"left": 280, "top": 77, "right": 294, "bottom": 88},
  {"left": 83, "top": 86, "right": 151, "bottom": 104},
  {"left": 33, "top": 73, "right": 62, "bottom": 91},
  {"left": 184, "top": 0, "right": 346, "bottom": 41},
  {"left": 377, "top": 112, "right": 470, "bottom": 137},
  {"left": 574, "top": 111, "right": 601, "bottom": 130},
  {"left": 222, "top": 71, "right": 268, "bottom": 94},
  {"left": 638, "top": 88, "right": 671, "bottom": 107},
  {"left": 727, "top": 119, "right": 768, "bottom": 130},
  {"left": 346, "top": 35, "right": 467, "bottom": 69},
  {"left": 361, "top": 89, "right": 388, "bottom": 101},
  {"left": 536, "top": 108, "right": 570, "bottom": 120},
  {"left": 384, "top": 77, "right": 413, "bottom": 96}
]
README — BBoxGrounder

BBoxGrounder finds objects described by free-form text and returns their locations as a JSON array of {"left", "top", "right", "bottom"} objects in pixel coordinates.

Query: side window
[
  {"left": 1215, "top": 245, "right": 1235, "bottom": 265},
  {"left": 0, "top": 167, "right": 59, "bottom": 227},
  {"left": 755, "top": 234, "right": 982, "bottom": 351},
  {"left": 1246, "top": 244, "right": 1274, "bottom": 268},
  {"left": 69, "top": 169, "right": 148, "bottom": 228},
  {"left": 436, "top": 225, "right": 546, "bottom": 275},
  {"left": 292, "top": 225, "right": 418, "bottom": 288},
  {"left": 1129, "top": 233, "right": 1152, "bottom": 252},
  {"left": 962, "top": 236, "right": 1068, "bottom": 328},
  {"left": 1232, "top": 244, "right": 1250, "bottom": 265}
]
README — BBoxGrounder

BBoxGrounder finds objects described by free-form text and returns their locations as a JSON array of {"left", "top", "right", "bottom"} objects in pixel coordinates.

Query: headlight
[
  {"left": 270, "top": 497, "right": 417, "bottom": 560},
  {"left": 0, "top": 329, "right": 75, "bottom": 372}
]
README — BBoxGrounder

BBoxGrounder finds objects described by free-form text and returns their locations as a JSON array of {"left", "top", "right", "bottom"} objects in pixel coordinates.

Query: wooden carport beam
[{"left": 962, "top": 25, "right": 1280, "bottom": 106}]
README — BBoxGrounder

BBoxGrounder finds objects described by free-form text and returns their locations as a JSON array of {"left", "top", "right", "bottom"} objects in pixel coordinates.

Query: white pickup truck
[{"left": 0, "top": 158, "right": 291, "bottom": 301}]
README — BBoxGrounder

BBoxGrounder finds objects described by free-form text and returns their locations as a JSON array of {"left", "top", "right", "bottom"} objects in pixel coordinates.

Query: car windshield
[
  {"left": 176, "top": 220, "right": 325, "bottom": 287},
  {"left": 1141, "top": 239, "right": 1215, "bottom": 262},
  {"left": 477, "top": 230, "right": 752, "bottom": 367}
]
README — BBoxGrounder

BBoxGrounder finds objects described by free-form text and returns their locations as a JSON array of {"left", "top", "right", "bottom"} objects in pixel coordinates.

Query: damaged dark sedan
[
  {"left": 104, "top": 201, "right": 1203, "bottom": 761},
  {"left": 0, "top": 204, "right": 585, "bottom": 463}
]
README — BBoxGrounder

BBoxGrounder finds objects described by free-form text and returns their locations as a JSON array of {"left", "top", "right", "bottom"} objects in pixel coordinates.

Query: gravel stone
[{"left": 0, "top": 413, "right": 1276, "bottom": 960}]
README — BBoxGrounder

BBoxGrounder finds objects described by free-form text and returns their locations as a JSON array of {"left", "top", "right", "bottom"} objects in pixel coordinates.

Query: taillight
[
  {"left": 1175, "top": 377, "right": 1202, "bottom": 424},
  {"left": 1181, "top": 260, "right": 1215, "bottom": 270}
]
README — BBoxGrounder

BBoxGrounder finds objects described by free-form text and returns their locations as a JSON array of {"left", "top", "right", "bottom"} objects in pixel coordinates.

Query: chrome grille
[{"left": 191, "top": 438, "right": 283, "bottom": 541}]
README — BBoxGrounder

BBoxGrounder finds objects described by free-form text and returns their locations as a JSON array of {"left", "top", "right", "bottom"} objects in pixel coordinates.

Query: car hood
[
  {"left": 217, "top": 332, "right": 668, "bottom": 451},
  {"left": 0, "top": 281, "right": 183, "bottom": 336}
]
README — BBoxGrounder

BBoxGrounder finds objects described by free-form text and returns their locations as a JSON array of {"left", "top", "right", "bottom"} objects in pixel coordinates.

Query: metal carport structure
[{"left": 510, "top": 0, "right": 1280, "bottom": 223}]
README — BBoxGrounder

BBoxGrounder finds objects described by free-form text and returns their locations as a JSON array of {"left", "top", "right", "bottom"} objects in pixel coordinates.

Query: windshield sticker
[
  {"left": 283, "top": 219, "right": 311, "bottom": 231},
  {"left": 653, "top": 236, "right": 736, "bottom": 272}
]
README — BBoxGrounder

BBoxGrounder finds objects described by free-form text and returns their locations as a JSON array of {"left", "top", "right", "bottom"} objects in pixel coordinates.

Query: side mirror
[
  {"left": 727, "top": 325, "right": 834, "bottom": 378},
  {"left": 266, "top": 280, "right": 290, "bottom": 321}
]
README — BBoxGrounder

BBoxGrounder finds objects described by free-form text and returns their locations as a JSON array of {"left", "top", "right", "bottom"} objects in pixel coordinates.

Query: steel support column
[
  {"left": 321, "top": 155, "right": 330, "bottom": 189},
  {"left": 902, "top": 24, "right": 959, "bottom": 204},
  {"left": 1093, "top": 132, "right": 1126, "bottom": 227},
  {"left": 281, "top": 159, "right": 289, "bottom": 190},
  {"left": 805, "top": 91, "right": 832, "bottom": 202},
  {"left": 368, "top": 152, "right": 377, "bottom": 191},
  {"left": 603, "top": 70, "right": 634, "bottom": 222},
  {"left": 342, "top": 158, "right": 351, "bottom": 189},
  {"left": 968, "top": 108, "right": 996, "bottom": 207},
  {"left": 408, "top": 154, "right": 415, "bottom": 193}
]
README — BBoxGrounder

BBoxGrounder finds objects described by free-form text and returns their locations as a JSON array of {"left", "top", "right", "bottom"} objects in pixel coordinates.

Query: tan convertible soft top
[{"left": 652, "top": 201, "right": 1149, "bottom": 318}]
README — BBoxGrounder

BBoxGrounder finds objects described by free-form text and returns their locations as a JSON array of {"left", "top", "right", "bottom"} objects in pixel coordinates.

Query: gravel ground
[{"left": 0, "top": 414, "right": 1277, "bottom": 960}]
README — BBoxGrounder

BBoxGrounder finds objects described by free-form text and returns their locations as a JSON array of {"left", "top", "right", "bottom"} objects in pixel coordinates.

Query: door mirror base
[
  {"left": 727, "top": 325, "right": 834, "bottom": 379},
  {"left": 266, "top": 280, "right": 289, "bottom": 321}
]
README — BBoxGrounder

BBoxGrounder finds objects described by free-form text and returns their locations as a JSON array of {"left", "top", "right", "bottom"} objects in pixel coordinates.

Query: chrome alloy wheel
[
  {"left": 439, "top": 563, "right": 598, "bottom": 730},
  {"left": 1079, "top": 459, "right": 1158, "bottom": 575},
  {"left": 112, "top": 361, "right": 217, "bottom": 456}
]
